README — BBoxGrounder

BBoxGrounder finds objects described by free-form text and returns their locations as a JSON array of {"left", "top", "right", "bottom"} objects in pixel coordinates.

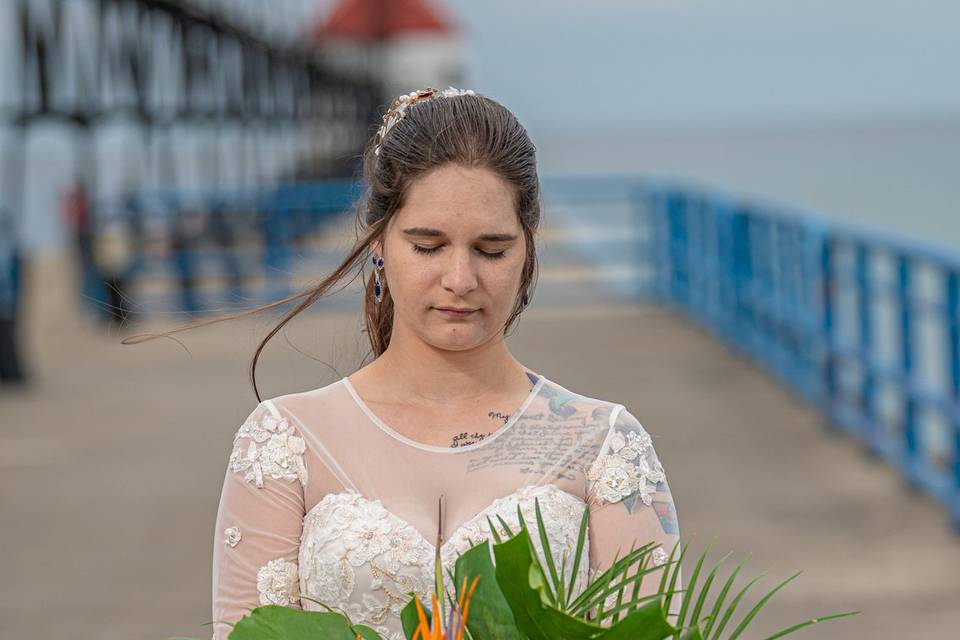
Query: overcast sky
[
  {"left": 300, "top": 0, "right": 960, "bottom": 131},
  {"left": 450, "top": 0, "right": 960, "bottom": 130}
]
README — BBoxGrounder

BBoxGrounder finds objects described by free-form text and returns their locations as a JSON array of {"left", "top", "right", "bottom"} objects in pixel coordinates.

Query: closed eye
[{"left": 411, "top": 244, "right": 507, "bottom": 260}]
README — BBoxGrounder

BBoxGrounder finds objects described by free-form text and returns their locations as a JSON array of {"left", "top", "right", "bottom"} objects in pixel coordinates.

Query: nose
[{"left": 439, "top": 246, "right": 479, "bottom": 298}]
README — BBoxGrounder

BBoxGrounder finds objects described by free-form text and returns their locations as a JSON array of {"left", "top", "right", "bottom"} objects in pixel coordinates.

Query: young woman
[{"left": 209, "top": 88, "right": 681, "bottom": 639}]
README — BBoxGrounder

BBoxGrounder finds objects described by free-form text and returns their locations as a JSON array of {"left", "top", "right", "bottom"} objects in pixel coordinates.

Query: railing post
[
  {"left": 631, "top": 184, "right": 655, "bottom": 301},
  {"left": 262, "top": 196, "right": 293, "bottom": 302},
  {"left": 731, "top": 208, "right": 754, "bottom": 354},
  {"left": 702, "top": 196, "right": 720, "bottom": 327},
  {"left": 897, "top": 254, "right": 921, "bottom": 489},
  {"left": 769, "top": 219, "right": 784, "bottom": 376},
  {"left": 945, "top": 271, "right": 960, "bottom": 532},
  {"left": 776, "top": 221, "right": 803, "bottom": 392},
  {"left": 684, "top": 193, "right": 707, "bottom": 318},
  {"left": 713, "top": 200, "right": 733, "bottom": 336},
  {"left": 756, "top": 217, "right": 774, "bottom": 366},
  {"left": 669, "top": 191, "right": 690, "bottom": 309},
  {"left": 646, "top": 187, "right": 669, "bottom": 303},
  {"left": 819, "top": 234, "right": 839, "bottom": 429},
  {"left": 856, "top": 243, "right": 876, "bottom": 445}
]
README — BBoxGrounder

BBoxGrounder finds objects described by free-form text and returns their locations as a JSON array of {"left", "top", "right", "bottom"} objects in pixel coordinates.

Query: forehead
[{"left": 393, "top": 164, "right": 518, "bottom": 229}]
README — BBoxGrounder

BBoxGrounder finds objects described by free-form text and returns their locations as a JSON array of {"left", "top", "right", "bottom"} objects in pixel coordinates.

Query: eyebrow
[{"left": 401, "top": 227, "right": 518, "bottom": 242}]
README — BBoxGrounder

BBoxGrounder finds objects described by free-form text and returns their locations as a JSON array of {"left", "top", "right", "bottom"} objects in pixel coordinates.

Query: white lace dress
[{"left": 212, "top": 373, "right": 681, "bottom": 640}]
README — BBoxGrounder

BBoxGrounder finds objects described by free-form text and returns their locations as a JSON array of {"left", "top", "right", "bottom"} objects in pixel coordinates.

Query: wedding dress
[{"left": 211, "top": 371, "right": 682, "bottom": 640}]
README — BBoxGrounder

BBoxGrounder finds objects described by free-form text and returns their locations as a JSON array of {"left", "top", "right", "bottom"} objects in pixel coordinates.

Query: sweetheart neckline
[{"left": 301, "top": 482, "right": 587, "bottom": 555}]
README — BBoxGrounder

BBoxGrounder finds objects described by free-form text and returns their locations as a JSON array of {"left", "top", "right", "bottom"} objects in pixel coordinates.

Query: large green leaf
[
  {"left": 453, "top": 540, "right": 525, "bottom": 640},
  {"left": 353, "top": 625, "right": 386, "bottom": 640},
  {"left": 228, "top": 605, "right": 377, "bottom": 639},
  {"left": 492, "top": 527, "right": 677, "bottom": 640},
  {"left": 601, "top": 598, "right": 677, "bottom": 640},
  {"left": 678, "top": 625, "right": 706, "bottom": 640},
  {"left": 493, "top": 528, "right": 604, "bottom": 639}
]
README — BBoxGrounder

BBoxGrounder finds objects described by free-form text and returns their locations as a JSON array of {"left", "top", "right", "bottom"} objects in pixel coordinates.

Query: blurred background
[{"left": 2, "top": 0, "right": 959, "bottom": 638}]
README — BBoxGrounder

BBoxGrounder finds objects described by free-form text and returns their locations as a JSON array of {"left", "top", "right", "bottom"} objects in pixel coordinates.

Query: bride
[{"left": 209, "top": 87, "right": 681, "bottom": 639}]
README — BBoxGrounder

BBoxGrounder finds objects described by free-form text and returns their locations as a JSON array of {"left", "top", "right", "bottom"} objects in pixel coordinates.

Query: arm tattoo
[{"left": 651, "top": 499, "right": 679, "bottom": 535}]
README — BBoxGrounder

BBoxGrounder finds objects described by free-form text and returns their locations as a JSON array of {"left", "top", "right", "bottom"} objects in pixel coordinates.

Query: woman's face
[{"left": 374, "top": 163, "right": 527, "bottom": 352}]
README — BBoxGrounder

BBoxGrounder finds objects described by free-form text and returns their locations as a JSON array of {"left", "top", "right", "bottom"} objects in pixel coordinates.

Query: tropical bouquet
[{"left": 185, "top": 498, "right": 859, "bottom": 640}]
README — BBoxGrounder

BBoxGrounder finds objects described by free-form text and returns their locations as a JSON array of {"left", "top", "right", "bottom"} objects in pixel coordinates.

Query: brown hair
[{"left": 123, "top": 90, "right": 541, "bottom": 402}]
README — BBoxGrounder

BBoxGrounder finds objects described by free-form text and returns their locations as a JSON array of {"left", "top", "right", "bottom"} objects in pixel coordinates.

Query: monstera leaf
[{"left": 225, "top": 604, "right": 384, "bottom": 639}]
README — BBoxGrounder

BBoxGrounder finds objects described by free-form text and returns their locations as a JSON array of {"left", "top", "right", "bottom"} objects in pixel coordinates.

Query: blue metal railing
[
  {"left": 626, "top": 177, "right": 958, "bottom": 534},
  {"left": 83, "top": 180, "right": 363, "bottom": 317},
  {"left": 95, "top": 175, "right": 960, "bottom": 533}
]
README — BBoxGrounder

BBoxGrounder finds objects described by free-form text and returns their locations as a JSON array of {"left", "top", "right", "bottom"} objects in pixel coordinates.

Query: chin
[{"left": 426, "top": 325, "right": 490, "bottom": 351}]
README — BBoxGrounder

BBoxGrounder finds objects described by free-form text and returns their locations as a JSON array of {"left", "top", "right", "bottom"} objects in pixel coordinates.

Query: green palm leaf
[
  {"left": 700, "top": 554, "right": 749, "bottom": 638},
  {"left": 565, "top": 503, "right": 591, "bottom": 603},
  {"left": 674, "top": 539, "right": 713, "bottom": 635},
  {"left": 533, "top": 497, "right": 565, "bottom": 606}
]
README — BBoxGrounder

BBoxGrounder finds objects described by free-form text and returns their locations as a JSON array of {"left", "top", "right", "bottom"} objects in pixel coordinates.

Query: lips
[{"left": 434, "top": 307, "right": 478, "bottom": 317}]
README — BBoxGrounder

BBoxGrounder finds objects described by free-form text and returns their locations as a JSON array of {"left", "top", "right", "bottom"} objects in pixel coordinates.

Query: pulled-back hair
[{"left": 124, "top": 90, "right": 542, "bottom": 402}]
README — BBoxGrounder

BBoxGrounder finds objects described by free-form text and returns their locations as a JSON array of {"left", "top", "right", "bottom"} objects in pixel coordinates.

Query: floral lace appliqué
[
  {"left": 256, "top": 558, "right": 300, "bottom": 606},
  {"left": 223, "top": 526, "right": 242, "bottom": 547},
  {"left": 299, "top": 492, "right": 433, "bottom": 630},
  {"left": 229, "top": 405, "right": 308, "bottom": 488},
  {"left": 651, "top": 546, "right": 669, "bottom": 566},
  {"left": 587, "top": 416, "right": 666, "bottom": 506}
]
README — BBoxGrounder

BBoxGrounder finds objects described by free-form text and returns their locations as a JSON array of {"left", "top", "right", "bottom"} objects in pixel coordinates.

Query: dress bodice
[
  {"left": 212, "top": 374, "right": 680, "bottom": 639},
  {"left": 298, "top": 484, "right": 589, "bottom": 639}
]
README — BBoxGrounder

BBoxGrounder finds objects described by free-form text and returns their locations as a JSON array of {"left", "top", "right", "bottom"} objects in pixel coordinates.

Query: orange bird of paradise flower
[{"left": 409, "top": 575, "right": 480, "bottom": 640}]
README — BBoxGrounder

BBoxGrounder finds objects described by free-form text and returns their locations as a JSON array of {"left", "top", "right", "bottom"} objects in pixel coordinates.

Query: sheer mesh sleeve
[
  {"left": 586, "top": 405, "right": 682, "bottom": 622},
  {"left": 211, "top": 400, "right": 308, "bottom": 639}
]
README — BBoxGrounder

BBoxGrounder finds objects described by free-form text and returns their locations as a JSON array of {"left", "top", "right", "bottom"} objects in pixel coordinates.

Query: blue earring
[{"left": 372, "top": 254, "right": 384, "bottom": 303}]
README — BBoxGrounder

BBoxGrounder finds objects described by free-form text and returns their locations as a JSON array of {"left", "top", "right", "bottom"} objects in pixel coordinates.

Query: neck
[{"left": 369, "top": 334, "right": 530, "bottom": 407}]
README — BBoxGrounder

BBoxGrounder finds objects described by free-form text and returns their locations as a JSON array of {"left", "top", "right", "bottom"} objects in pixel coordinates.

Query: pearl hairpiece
[{"left": 373, "top": 86, "right": 477, "bottom": 157}]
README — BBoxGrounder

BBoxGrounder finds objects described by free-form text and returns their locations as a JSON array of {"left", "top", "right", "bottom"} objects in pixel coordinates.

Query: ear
[{"left": 370, "top": 238, "right": 383, "bottom": 259}]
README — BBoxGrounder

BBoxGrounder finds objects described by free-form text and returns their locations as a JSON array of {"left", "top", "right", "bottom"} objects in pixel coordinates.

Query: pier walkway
[{"left": 3, "top": 210, "right": 957, "bottom": 639}]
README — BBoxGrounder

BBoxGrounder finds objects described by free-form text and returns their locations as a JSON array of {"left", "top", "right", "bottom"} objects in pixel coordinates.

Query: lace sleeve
[
  {"left": 586, "top": 405, "right": 682, "bottom": 621},
  {"left": 211, "top": 400, "right": 308, "bottom": 639}
]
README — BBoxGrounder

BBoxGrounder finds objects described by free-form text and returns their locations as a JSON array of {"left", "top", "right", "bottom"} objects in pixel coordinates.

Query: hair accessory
[{"left": 373, "top": 86, "right": 477, "bottom": 157}]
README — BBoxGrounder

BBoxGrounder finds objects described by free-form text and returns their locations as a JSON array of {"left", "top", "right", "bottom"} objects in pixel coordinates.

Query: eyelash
[{"left": 412, "top": 244, "right": 507, "bottom": 260}]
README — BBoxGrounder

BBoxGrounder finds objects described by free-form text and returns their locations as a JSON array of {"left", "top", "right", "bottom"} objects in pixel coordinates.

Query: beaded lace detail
[
  {"left": 228, "top": 404, "right": 308, "bottom": 489},
  {"left": 587, "top": 409, "right": 666, "bottom": 506},
  {"left": 223, "top": 526, "right": 242, "bottom": 548},
  {"left": 256, "top": 558, "right": 300, "bottom": 606}
]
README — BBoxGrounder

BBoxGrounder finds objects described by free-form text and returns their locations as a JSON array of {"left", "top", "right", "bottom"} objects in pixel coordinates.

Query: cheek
[
  {"left": 490, "top": 257, "right": 526, "bottom": 296},
  {"left": 388, "top": 256, "right": 429, "bottom": 291}
]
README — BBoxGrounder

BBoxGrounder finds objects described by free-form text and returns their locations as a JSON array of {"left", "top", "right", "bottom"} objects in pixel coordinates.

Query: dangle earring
[{"left": 372, "top": 254, "right": 385, "bottom": 303}]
